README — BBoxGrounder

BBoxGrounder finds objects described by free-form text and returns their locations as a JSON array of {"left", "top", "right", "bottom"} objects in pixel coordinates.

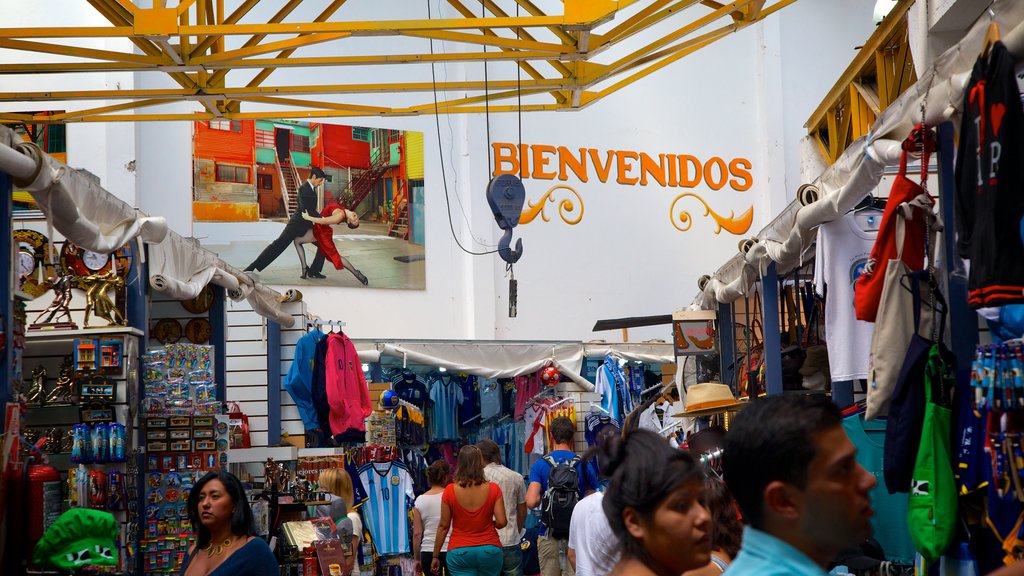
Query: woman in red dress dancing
[{"left": 293, "top": 201, "right": 369, "bottom": 285}]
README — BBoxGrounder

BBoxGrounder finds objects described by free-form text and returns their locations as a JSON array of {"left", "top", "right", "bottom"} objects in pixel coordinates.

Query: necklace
[{"left": 204, "top": 537, "right": 233, "bottom": 557}]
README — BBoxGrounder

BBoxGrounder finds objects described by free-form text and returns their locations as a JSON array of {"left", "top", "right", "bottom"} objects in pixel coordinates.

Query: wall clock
[{"left": 60, "top": 241, "right": 133, "bottom": 278}]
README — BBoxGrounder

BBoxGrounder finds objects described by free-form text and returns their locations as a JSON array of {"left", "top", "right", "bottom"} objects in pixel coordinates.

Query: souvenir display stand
[
  {"left": 0, "top": 147, "right": 290, "bottom": 574},
  {"left": 690, "top": 10, "right": 1024, "bottom": 570}
]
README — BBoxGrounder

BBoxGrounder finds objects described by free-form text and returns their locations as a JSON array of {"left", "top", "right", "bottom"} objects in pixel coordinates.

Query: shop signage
[
  {"left": 671, "top": 310, "right": 718, "bottom": 357},
  {"left": 491, "top": 142, "right": 755, "bottom": 235}
]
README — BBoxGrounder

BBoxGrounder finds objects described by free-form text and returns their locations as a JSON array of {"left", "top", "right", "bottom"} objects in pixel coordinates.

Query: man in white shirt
[
  {"left": 479, "top": 439, "right": 528, "bottom": 576},
  {"left": 567, "top": 492, "right": 619, "bottom": 576}
]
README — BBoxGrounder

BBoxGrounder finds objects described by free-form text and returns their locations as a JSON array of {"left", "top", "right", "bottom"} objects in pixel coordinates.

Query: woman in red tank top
[{"left": 432, "top": 446, "right": 507, "bottom": 576}]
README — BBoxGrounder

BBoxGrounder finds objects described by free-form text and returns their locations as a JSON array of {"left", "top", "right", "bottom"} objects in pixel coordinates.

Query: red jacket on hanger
[{"left": 324, "top": 332, "right": 372, "bottom": 436}]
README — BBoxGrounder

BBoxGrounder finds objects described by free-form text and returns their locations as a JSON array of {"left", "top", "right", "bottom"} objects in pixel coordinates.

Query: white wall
[{"left": 4, "top": 1, "right": 881, "bottom": 343}]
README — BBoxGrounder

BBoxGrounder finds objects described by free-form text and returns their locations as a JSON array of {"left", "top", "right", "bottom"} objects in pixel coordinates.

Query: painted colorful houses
[{"left": 191, "top": 119, "right": 424, "bottom": 244}]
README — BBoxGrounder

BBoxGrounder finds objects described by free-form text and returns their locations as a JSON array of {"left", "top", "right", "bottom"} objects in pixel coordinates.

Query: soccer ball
[
  {"left": 540, "top": 366, "right": 560, "bottom": 387},
  {"left": 380, "top": 390, "right": 400, "bottom": 409}
]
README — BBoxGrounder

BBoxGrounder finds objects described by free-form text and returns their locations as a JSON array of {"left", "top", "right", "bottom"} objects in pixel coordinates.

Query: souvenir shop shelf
[
  {"left": 25, "top": 326, "right": 144, "bottom": 342},
  {"left": 227, "top": 445, "right": 299, "bottom": 464}
]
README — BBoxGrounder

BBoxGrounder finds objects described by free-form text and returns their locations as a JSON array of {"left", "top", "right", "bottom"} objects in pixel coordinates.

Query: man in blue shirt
[
  {"left": 526, "top": 416, "right": 597, "bottom": 576},
  {"left": 722, "top": 395, "right": 877, "bottom": 576}
]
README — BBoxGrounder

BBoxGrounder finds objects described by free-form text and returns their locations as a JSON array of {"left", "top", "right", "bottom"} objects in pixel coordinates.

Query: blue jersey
[
  {"left": 429, "top": 376, "right": 464, "bottom": 441},
  {"left": 479, "top": 378, "right": 502, "bottom": 421},
  {"left": 358, "top": 461, "right": 415, "bottom": 556}
]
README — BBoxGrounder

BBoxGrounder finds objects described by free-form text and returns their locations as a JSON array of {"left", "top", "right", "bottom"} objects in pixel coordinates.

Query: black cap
[{"left": 310, "top": 167, "right": 327, "bottom": 179}]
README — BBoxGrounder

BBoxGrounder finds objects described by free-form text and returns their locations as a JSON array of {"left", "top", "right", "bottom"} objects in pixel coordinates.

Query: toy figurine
[
  {"left": 81, "top": 270, "right": 125, "bottom": 327},
  {"left": 31, "top": 272, "right": 77, "bottom": 329},
  {"left": 27, "top": 365, "right": 46, "bottom": 405},
  {"left": 47, "top": 356, "right": 76, "bottom": 404}
]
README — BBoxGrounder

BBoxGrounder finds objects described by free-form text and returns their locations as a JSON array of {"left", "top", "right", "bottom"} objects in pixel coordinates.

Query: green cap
[{"left": 32, "top": 508, "right": 119, "bottom": 570}]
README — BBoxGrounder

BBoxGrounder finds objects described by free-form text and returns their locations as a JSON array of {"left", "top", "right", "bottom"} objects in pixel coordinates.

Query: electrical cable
[{"left": 426, "top": 0, "right": 498, "bottom": 256}]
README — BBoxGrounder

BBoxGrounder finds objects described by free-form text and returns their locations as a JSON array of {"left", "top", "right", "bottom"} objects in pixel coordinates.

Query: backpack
[{"left": 540, "top": 455, "right": 580, "bottom": 539}]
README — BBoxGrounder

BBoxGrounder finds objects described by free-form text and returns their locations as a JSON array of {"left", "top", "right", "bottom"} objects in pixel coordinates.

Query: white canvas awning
[
  {"left": 0, "top": 125, "right": 294, "bottom": 327},
  {"left": 694, "top": 1, "right": 1024, "bottom": 308}
]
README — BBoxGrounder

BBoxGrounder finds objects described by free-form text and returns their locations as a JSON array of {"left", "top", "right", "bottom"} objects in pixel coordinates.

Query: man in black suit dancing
[{"left": 244, "top": 167, "right": 329, "bottom": 278}]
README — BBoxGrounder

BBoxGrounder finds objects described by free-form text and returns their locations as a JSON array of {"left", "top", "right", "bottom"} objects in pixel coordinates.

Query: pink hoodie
[{"left": 324, "top": 332, "right": 372, "bottom": 435}]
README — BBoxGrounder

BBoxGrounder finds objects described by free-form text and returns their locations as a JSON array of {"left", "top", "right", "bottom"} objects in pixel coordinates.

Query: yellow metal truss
[
  {"left": 0, "top": 0, "right": 799, "bottom": 123},
  {"left": 805, "top": 0, "right": 917, "bottom": 163}
]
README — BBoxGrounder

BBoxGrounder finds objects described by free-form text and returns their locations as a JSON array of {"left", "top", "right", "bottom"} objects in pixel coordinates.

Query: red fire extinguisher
[
  {"left": 4, "top": 450, "right": 61, "bottom": 574},
  {"left": 27, "top": 460, "right": 62, "bottom": 542}
]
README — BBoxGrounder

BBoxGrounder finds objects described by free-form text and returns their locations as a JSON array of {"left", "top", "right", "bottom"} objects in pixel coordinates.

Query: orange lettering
[
  {"left": 616, "top": 151, "right": 639, "bottom": 185},
  {"left": 639, "top": 153, "right": 667, "bottom": 187},
  {"left": 531, "top": 144, "right": 557, "bottom": 180},
  {"left": 589, "top": 148, "right": 615, "bottom": 183},
  {"left": 704, "top": 157, "right": 728, "bottom": 190},
  {"left": 678, "top": 155, "right": 702, "bottom": 187},
  {"left": 492, "top": 143, "right": 519, "bottom": 176},
  {"left": 729, "top": 157, "right": 753, "bottom": 191},
  {"left": 666, "top": 154, "right": 678, "bottom": 186},
  {"left": 557, "top": 146, "right": 588, "bottom": 182},
  {"left": 519, "top": 144, "right": 530, "bottom": 179}
]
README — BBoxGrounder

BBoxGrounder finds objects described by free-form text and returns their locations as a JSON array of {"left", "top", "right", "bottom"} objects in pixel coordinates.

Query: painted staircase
[{"left": 275, "top": 150, "right": 301, "bottom": 217}]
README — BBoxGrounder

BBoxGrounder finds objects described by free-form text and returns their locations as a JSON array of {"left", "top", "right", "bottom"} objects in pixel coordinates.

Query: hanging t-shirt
[
  {"left": 814, "top": 213, "right": 877, "bottom": 381},
  {"left": 955, "top": 41, "right": 1024, "bottom": 309},
  {"left": 458, "top": 375, "right": 480, "bottom": 427},
  {"left": 515, "top": 374, "right": 541, "bottom": 421},
  {"left": 358, "top": 461, "right": 415, "bottom": 556},
  {"left": 841, "top": 414, "right": 916, "bottom": 565},
  {"left": 429, "top": 375, "right": 464, "bottom": 441},
  {"left": 500, "top": 378, "right": 516, "bottom": 416},
  {"left": 393, "top": 372, "right": 430, "bottom": 410},
  {"left": 595, "top": 357, "right": 623, "bottom": 423},
  {"left": 479, "top": 378, "right": 503, "bottom": 422}
]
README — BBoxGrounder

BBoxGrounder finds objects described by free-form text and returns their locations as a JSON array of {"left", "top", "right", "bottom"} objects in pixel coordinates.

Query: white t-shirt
[
  {"left": 568, "top": 492, "right": 620, "bottom": 576},
  {"left": 414, "top": 492, "right": 449, "bottom": 553},
  {"left": 814, "top": 212, "right": 878, "bottom": 381},
  {"left": 638, "top": 403, "right": 661, "bottom": 433}
]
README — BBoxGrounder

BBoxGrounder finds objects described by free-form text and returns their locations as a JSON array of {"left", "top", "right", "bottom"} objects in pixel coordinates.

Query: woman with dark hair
[
  {"left": 683, "top": 476, "right": 743, "bottom": 576},
  {"left": 414, "top": 460, "right": 451, "bottom": 575},
  {"left": 181, "top": 471, "right": 277, "bottom": 576},
  {"left": 433, "top": 446, "right": 507, "bottom": 576},
  {"left": 598, "top": 429, "right": 711, "bottom": 576}
]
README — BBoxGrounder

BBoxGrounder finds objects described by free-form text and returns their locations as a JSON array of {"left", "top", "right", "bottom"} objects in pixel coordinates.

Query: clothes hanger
[{"left": 981, "top": 10, "right": 1000, "bottom": 60}]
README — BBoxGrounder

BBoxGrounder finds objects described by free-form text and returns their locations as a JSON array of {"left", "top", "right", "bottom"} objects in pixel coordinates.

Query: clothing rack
[{"left": 306, "top": 318, "right": 346, "bottom": 329}]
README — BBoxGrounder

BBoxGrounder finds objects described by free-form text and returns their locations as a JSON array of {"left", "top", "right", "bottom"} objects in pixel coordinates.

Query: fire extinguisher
[
  {"left": 26, "top": 458, "right": 61, "bottom": 545},
  {"left": 4, "top": 450, "right": 61, "bottom": 573}
]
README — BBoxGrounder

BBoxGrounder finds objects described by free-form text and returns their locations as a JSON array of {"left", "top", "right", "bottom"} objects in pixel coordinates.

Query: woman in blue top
[{"left": 181, "top": 471, "right": 278, "bottom": 576}]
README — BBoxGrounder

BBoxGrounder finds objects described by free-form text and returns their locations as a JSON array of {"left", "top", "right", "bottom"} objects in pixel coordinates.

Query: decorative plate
[
  {"left": 152, "top": 318, "right": 183, "bottom": 344},
  {"left": 184, "top": 317, "right": 212, "bottom": 344},
  {"left": 181, "top": 285, "right": 214, "bottom": 314}
]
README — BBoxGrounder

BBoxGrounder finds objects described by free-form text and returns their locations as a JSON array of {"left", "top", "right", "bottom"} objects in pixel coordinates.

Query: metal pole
[
  {"left": 717, "top": 302, "right": 735, "bottom": 388},
  {"left": 211, "top": 286, "right": 227, "bottom": 403},
  {"left": 1, "top": 172, "right": 12, "bottom": 426},
  {"left": 267, "top": 320, "right": 282, "bottom": 446},
  {"left": 761, "top": 263, "right": 783, "bottom": 395}
]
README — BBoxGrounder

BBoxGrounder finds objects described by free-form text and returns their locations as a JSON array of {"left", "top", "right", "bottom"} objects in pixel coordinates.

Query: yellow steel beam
[
  {"left": 0, "top": 0, "right": 804, "bottom": 122},
  {"left": 0, "top": 38, "right": 167, "bottom": 65},
  {"left": 445, "top": 0, "right": 568, "bottom": 104},
  {"left": 805, "top": 0, "right": 914, "bottom": 130},
  {"left": 595, "top": 0, "right": 702, "bottom": 51},
  {"left": 0, "top": 79, "right": 575, "bottom": 102},
  {"left": 237, "top": 96, "right": 392, "bottom": 114},
  {"left": 47, "top": 98, "right": 175, "bottom": 121},
  {"left": 187, "top": 0, "right": 261, "bottom": 59},
  {"left": 589, "top": 0, "right": 754, "bottom": 84},
  {"left": 191, "top": 32, "right": 351, "bottom": 65},
  {"left": 205, "top": 0, "right": 311, "bottom": 86}
]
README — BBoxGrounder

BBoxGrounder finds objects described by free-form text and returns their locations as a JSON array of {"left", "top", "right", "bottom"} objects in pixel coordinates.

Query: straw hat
[{"left": 673, "top": 382, "right": 744, "bottom": 417}]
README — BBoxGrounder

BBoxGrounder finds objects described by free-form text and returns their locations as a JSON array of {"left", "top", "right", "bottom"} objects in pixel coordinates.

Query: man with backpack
[{"left": 525, "top": 416, "right": 598, "bottom": 576}]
